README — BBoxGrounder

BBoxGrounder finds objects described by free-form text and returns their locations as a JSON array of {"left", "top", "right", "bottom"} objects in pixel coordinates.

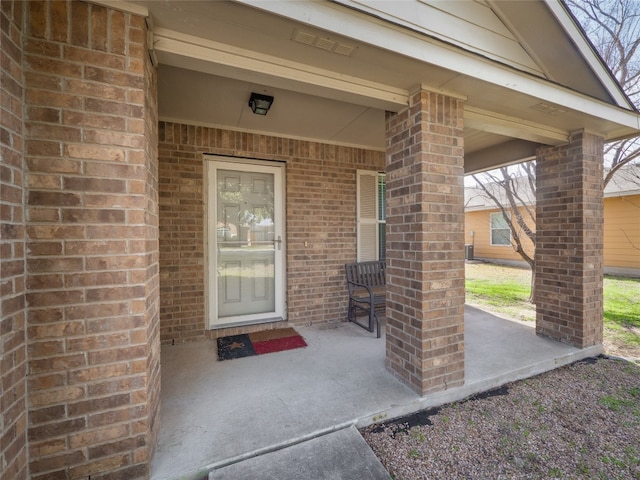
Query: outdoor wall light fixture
[{"left": 248, "top": 93, "right": 274, "bottom": 115}]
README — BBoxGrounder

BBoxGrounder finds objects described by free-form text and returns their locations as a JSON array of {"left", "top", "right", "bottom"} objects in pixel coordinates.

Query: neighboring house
[
  {"left": 2, "top": 1, "right": 640, "bottom": 479},
  {"left": 465, "top": 165, "right": 640, "bottom": 277}
]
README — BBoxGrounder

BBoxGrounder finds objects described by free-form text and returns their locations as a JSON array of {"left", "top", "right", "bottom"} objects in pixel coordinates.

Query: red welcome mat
[{"left": 217, "top": 327, "right": 307, "bottom": 361}]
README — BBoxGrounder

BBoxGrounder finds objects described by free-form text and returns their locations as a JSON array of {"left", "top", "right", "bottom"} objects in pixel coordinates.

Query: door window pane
[{"left": 217, "top": 169, "right": 275, "bottom": 317}]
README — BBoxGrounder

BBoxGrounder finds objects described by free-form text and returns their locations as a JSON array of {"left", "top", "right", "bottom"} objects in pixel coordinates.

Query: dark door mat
[{"left": 217, "top": 327, "right": 307, "bottom": 361}]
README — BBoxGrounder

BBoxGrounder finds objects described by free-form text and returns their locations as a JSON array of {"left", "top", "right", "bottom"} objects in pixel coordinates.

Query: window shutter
[{"left": 357, "top": 171, "right": 378, "bottom": 261}]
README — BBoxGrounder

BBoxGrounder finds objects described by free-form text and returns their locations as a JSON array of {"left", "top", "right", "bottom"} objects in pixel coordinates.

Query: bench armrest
[{"left": 346, "top": 279, "right": 377, "bottom": 302}]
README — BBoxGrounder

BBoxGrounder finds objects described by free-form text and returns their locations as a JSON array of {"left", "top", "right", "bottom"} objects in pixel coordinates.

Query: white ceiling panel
[{"left": 158, "top": 65, "right": 386, "bottom": 150}]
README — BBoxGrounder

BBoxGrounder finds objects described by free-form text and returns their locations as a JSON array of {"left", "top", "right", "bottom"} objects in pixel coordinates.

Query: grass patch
[
  {"left": 465, "top": 277, "right": 536, "bottom": 323},
  {"left": 465, "top": 263, "right": 640, "bottom": 358},
  {"left": 603, "top": 276, "right": 640, "bottom": 349},
  {"left": 600, "top": 394, "right": 636, "bottom": 412},
  {"left": 465, "top": 263, "right": 536, "bottom": 323},
  {"left": 466, "top": 279, "right": 530, "bottom": 304}
]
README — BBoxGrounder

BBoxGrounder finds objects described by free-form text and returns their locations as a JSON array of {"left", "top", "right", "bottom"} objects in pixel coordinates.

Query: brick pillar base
[
  {"left": 384, "top": 89, "right": 465, "bottom": 396},
  {"left": 536, "top": 130, "right": 604, "bottom": 348}
]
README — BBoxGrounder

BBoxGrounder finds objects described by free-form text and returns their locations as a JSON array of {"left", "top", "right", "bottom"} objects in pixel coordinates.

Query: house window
[
  {"left": 490, "top": 212, "right": 511, "bottom": 246},
  {"left": 357, "top": 170, "right": 386, "bottom": 261}
]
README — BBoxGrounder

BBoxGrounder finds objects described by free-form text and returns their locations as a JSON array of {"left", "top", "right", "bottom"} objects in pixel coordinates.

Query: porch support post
[
  {"left": 535, "top": 130, "right": 604, "bottom": 348},
  {"left": 22, "top": 2, "right": 161, "bottom": 477},
  {"left": 384, "top": 89, "right": 465, "bottom": 396}
]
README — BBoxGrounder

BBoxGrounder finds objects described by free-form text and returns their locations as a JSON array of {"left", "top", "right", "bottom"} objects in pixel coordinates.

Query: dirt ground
[{"left": 363, "top": 356, "right": 640, "bottom": 480}]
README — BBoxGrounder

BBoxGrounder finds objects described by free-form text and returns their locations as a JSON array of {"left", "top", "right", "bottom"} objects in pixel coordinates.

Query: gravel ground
[{"left": 362, "top": 356, "right": 640, "bottom": 480}]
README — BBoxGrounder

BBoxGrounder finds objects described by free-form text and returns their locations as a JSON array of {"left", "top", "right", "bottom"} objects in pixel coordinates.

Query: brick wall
[
  {"left": 536, "top": 130, "right": 604, "bottom": 348},
  {"left": 1, "top": 2, "right": 29, "bottom": 479},
  {"left": 158, "top": 122, "right": 384, "bottom": 344},
  {"left": 22, "top": 1, "right": 160, "bottom": 478},
  {"left": 141, "top": 19, "right": 161, "bottom": 474},
  {"left": 384, "top": 90, "right": 465, "bottom": 396}
]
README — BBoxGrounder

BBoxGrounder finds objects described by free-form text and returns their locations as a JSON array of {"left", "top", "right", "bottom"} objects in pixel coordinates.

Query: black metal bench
[{"left": 345, "top": 260, "right": 385, "bottom": 338}]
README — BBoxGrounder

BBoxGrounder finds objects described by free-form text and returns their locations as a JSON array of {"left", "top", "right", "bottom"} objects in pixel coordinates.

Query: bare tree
[
  {"left": 471, "top": 162, "right": 538, "bottom": 301},
  {"left": 470, "top": 0, "right": 639, "bottom": 303},
  {"left": 566, "top": 0, "right": 640, "bottom": 187}
]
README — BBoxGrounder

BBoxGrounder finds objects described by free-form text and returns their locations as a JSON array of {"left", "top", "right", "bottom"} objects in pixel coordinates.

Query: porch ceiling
[{"left": 128, "top": 0, "right": 640, "bottom": 173}]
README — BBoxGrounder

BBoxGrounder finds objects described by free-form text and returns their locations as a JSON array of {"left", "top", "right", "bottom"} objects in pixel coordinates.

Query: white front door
[{"left": 207, "top": 158, "right": 285, "bottom": 327}]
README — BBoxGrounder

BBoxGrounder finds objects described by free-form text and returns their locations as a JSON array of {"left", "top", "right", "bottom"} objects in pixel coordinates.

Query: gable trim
[{"left": 544, "top": 0, "right": 635, "bottom": 110}]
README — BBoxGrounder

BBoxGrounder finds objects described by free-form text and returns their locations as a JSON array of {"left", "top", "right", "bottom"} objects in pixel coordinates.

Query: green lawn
[
  {"left": 604, "top": 276, "right": 640, "bottom": 353},
  {"left": 465, "top": 263, "right": 640, "bottom": 360}
]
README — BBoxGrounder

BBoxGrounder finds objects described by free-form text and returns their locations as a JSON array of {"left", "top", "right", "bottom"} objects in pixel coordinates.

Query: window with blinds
[{"left": 357, "top": 170, "right": 386, "bottom": 261}]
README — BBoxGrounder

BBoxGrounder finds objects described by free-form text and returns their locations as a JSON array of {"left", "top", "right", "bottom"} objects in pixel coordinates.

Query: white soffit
[
  {"left": 464, "top": 107, "right": 568, "bottom": 145},
  {"left": 157, "top": 65, "right": 386, "bottom": 150},
  {"left": 135, "top": 0, "right": 639, "bottom": 152},
  {"left": 465, "top": 139, "right": 539, "bottom": 174},
  {"left": 153, "top": 27, "right": 408, "bottom": 112},
  {"left": 236, "top": 0, "right": 639, "bottom": 134}
]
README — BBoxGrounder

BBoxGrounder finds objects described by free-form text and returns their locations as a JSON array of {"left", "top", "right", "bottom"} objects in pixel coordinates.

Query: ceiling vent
[
  {"left": 529, "top": 103, "right": 567, "bottom": 116},
  {"left": 292, "top": 29, "right": 355, "bottom": 56}
]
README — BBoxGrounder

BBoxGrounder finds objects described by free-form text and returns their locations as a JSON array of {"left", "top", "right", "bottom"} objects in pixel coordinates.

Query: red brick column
[
  {"left": 23, "top": 2, "right": 160, "bottom": 478},
  {"left": 536, "top": 130, "right": 604, "bottom": 348},
  {"left": 384, "top": 89, "right": 465, "bottom": 396},
  {"left": 1, "top": 2, "right": 29, "bottom": 479}
]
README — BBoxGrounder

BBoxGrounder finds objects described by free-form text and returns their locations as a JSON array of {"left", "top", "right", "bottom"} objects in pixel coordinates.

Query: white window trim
[
  {"left": 490, "top": 211, "right": 512, "bottom": 246},
  {"left": 205, "top": 156, "right": 287, "bottom": 329}
]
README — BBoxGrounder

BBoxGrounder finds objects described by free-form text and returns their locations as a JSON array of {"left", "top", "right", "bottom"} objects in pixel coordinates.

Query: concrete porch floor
[{"left": 151, "top": 306, "right": 602, "bottom": 480}]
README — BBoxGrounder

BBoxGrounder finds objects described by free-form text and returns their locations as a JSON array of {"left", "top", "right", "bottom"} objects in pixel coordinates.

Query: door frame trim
[{"left": 204, "top": 156, "right": 287, "bottom": 329}]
